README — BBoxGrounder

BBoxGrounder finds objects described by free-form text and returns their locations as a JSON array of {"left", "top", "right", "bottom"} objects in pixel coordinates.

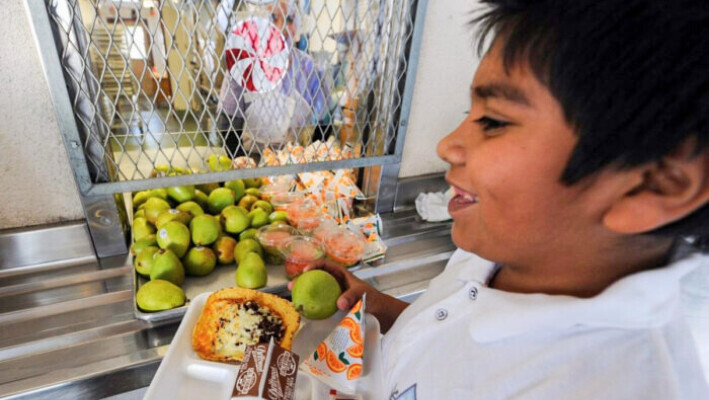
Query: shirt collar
[{"left": 452, "top": 250, "right": 707, "bottom": 343}]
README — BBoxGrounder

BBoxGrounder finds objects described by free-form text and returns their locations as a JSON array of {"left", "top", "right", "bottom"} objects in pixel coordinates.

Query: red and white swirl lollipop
[{"left": 225, "top": 17, "right": 289, "bottom": 93}]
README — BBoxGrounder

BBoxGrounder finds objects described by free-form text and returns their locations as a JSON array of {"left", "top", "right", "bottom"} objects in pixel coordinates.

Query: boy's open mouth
[{"left": 449, "top": 185, "right": 479, "bottom": 213}]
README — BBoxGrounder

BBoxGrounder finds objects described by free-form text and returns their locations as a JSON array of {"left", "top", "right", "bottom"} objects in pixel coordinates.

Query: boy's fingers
[{"left": 337, "top": 290, "right": 363, "bottom": 311}]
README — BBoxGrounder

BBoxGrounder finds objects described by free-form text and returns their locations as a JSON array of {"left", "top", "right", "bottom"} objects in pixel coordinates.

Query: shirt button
[
  {"left": 468, "top": 287, "right": 478, "bottom": 300},
  {"left": 434, "top": 308, "right": 448, "bottom": 320}
]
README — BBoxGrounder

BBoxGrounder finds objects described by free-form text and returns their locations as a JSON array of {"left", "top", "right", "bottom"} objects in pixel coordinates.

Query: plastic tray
[{"left": 145, "top": 292, "right": 383, "bottom": 400}]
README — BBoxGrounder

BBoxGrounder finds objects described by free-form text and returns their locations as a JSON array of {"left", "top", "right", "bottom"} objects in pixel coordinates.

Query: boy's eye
[{"left": 474, "top": 116, "right": 509, "bottom": 134}]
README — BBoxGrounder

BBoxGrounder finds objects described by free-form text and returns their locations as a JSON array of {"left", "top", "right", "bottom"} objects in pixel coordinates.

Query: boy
[{"left": 296, "top": 0, "right": 709, "bottom": 398}]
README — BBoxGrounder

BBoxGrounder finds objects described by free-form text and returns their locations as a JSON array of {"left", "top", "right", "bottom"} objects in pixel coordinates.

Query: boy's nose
[{"left": 437, "top": 124, "right": 466, "bottom": 166}]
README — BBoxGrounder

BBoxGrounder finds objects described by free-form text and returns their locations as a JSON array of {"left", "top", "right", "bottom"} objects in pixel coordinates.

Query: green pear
[
  {"left": 196, "top": 182, "right": 220, "bottom": 194},
  {"left": 143, "top": 197, "right": 171, "bottom": 225},
  {"left": 134, "top": 209, "right": 146, "bottom": 219},
  {"left": 167, "top": 185, "right": 195, "bottom": 203},
  {"left": 176, "top": 201, "right": 204, "bottom": 218},
  {"left": 244, "top": 178, "right": 262, "bottom": 188},
  {"left": 248, "top": 208, "right": 270, "bottom": 228},
  {"left": 193, "top": 190, "right": 209, "bottom": 210},
  {"left": 251, "top": 200, "right": 273, "bottom": 215},
  {"left": 132, "top": 217, "right": 156, "bottom": 241},
  {"left": 190, "top": 214, "right": 221, "bottom": 246},
  {"left": 183, "top": 246, "right": 217, "bottom": 276},
  {"left": 268, "top": 210, "right": 288, "bottom": 223},
  {"left": 212, "top": 236, "right": 237, "bottom": 264},
  {"left": 151, "top": 164, "right": 170, "bottom": 177},
  {"left": 220, "top": 205, "right": 250, "bottom": 235},
  {"left": 132, "top": 191, "right": 150, "bottom": 209},
  {"left": 235, "top": 252, "right": 267, "bottom": 289},
  {"left": 224, "top": 179, "right": 246, "bottom": 202},
  {"left": 234, "top": 238, "right": 264, "bottom": 264},
  {"left": 136, "top": 280, "right": 185, "bottom": 312},
  {"left": 238, "top": 228, "right": 258, "bottom": 241},
  {"left": 238, "top": 194, "right": 259, "bottom": 211},
  {"left": 150, "top": 249, "right": 185, "bottom": 286},
  {"left": 130, "top": 234, "right": 157, "bottom": 255},
  {"left": 134, "top": 246, "right": 159, "bottom": 277},
  {"left": 291, "top": 270, "right": 342, "bottom": 320},
  {"left": 148, "top": 188, "right": 168, "bottom": 200},
  {"left": 208, "top": 187, "right": 235, "bottom": 214},
  {"left": 245, "top": 188, "right": 261, "bottom": 197},
  {"left": 156, "top": 209, "right": 192, "bottom": 228},
  {"left": 156, "top": 221, "right": 191, "bottom": 258},
  {"left": 207, "top": 154, "right": 232, "bottom": 172}
]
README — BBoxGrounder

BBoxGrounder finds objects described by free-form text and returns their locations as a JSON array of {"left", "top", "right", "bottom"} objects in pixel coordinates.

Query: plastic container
[
  {"left": 256, "top": 224, "right": 299, "bottom": 264},
  {"left": 311, "top": 218, "right": 340, "bottom": 243},
  {"left": 286, "top": 200, "right": 323, "bottom": 233},
  {"left": 280, "top": 236, "right": 325, "bottom": 279},
  {"left": 323, "top": 229, "right": 367, "bottom": 268},
  {"left": 258, "top": 180, "right": 292, "bottom": 202},
  {"left": 269, "top": 191, "right": 305, "bottom": 212}
]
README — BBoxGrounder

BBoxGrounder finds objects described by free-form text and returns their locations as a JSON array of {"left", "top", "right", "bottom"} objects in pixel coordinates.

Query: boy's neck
[{"left": 490, "top": 239, "right": 675, "bottom": 298}]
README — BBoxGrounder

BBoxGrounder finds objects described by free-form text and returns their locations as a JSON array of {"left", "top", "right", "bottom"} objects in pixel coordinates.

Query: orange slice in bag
[
  {"left": 326, "top": 350, "right": 347, "bottom": 373},
  {"left": 346, "top": 364, "right": 362, "bottom": 380},
  {"left": 340, "top": 317, "right": 363, "bottom": 345},
  {"left": 316, "top": 342, "right": 328, "bottom": 361},
  {"left": 346, "top": 343, "right": 363, "bottom": 358}
]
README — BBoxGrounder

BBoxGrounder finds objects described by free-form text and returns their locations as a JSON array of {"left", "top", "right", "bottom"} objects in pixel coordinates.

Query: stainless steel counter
[{"left": 0, "top": 211, "right": 454, "bottom": 399}]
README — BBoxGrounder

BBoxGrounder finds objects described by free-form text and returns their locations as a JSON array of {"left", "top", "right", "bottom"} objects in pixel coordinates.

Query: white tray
[{"left": 145, "top": 292, "right": 383, "bottom": 400}]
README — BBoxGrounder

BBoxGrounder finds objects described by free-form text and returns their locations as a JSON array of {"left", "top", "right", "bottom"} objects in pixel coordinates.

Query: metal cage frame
[{"left": 24, "top": 0, "right": 428, "bottom": 256}]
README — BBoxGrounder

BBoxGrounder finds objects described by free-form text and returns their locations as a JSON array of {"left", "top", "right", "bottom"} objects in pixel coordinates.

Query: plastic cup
[
  {"left": 269, "top": 191, "right": 305, "bottom": 212},
  {"left": 323, "top": 229, "right": 367, "bottom": 268},
  {"left": 310, "top": 218, "right": 340, "bottom": 243},
  {"left": 281, "top": 236, "right": 324, "bottom": 279},
  {"left": 256, "top": 224, "right": 299, "bottom": 264},
  {"left": 286, "top": 200, "right": 323, "bottom": 233}
]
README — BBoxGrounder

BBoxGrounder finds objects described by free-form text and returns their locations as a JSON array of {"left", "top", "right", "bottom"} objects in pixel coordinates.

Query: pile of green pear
[{"left": 131, "top": 171, "right": 290, "bottom": 312}]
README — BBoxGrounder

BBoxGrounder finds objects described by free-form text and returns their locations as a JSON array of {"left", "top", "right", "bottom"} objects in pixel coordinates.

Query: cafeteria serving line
[{"left": 1, "top": 0, "right": 708, "bottom": 399}]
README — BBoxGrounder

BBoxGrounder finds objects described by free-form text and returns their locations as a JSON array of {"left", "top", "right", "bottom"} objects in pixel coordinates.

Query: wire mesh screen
[{"left": 44, "top": 0, "right": 415, "bottom": 186}]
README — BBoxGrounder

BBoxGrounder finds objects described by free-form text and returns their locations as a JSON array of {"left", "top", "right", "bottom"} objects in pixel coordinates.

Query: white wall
[
  {"left": 399, "top": 0, "right": 481, "bottom": 177},
  {"left": 0, "top": 1, "right": 84, "bottom": 230}
]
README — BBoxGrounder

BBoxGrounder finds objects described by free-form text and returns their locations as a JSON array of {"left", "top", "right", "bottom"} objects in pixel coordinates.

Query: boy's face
[{"left": 438, "top": 40, "right": 615, "bottom": 265}]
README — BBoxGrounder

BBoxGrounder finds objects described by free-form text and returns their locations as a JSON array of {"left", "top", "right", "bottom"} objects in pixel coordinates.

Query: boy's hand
[{"left": 287, "top": 261, "right": 409, "bottom": 333}]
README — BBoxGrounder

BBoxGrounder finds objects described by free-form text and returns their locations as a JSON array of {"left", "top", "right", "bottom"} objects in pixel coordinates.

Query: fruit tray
[
  {"left": 126, "top": 192, "right": 295, "bottom": 323},
  {"left": 144, "top": 292, "right": 384, "bottom": 399},
  {"left": 132, "top": 258, "right": 293, "bottom": 322}
]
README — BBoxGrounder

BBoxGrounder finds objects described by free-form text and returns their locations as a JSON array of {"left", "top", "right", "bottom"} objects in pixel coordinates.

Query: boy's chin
[{"left": 450, "top": 224, "right": 480, "bottom": 253}]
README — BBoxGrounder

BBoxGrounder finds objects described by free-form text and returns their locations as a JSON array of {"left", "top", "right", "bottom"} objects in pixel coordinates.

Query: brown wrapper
[{"left": 233, "top": 338, "right": 299, "bottom": 400}]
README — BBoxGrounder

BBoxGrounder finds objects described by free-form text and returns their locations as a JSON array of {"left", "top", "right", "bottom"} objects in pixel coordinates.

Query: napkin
[{"left": 415, "top": 188, "right": 453, "bottom": 222}]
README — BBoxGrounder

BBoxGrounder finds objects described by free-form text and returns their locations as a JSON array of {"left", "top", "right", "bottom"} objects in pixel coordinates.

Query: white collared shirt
[{"left": 380, "top": 249, "right": 709, "bottom": 400}]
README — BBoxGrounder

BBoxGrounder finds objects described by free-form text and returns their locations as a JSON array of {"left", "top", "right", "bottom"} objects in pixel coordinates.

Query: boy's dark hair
[{"left": 474, "top": 0, "right": 709, "bottom": 250}]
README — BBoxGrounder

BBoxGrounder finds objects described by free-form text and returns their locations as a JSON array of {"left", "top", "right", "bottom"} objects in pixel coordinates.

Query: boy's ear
[{"left": 603, "top": 139, "right": 709, "bottom": 234}]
